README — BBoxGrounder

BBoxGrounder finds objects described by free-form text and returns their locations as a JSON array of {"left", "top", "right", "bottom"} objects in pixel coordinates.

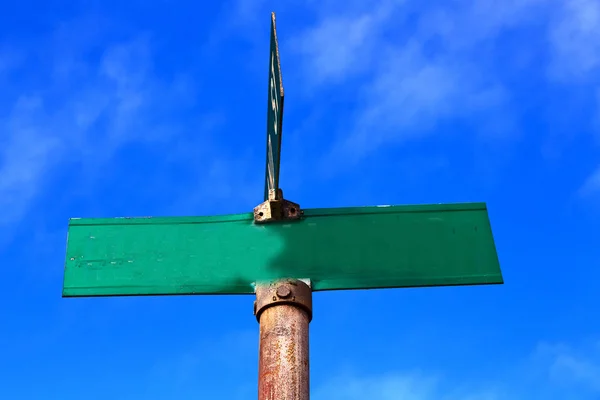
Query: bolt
[{"left": 276, "top": 285, "right": 292, "bottom": 299}]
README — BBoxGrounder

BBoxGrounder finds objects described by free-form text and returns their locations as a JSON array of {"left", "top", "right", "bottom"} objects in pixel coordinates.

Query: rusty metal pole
[{"left": 254, "top": 279, "right": 312, "bottom": 400}]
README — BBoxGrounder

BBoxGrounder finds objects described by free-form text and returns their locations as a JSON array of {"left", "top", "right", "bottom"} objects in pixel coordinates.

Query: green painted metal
[
  {"left": 264, "top": 12, "right": 284, "bottom": 201},
  {"left": 62, "top": 202, "right": 502, "bottom": 297}
]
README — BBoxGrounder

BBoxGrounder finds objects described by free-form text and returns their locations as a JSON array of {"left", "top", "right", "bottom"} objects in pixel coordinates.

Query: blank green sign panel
[{"left": 62, "top": 203, "right": 502, "bottom": 297}]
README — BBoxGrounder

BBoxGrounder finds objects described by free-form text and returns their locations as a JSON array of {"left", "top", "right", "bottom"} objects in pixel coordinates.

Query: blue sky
[{"left": 1, "top": 0, "right": 599, "bottom": 398}]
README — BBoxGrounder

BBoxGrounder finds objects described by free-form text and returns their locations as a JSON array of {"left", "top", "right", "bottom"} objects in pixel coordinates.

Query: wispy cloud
[
  {"left": 314, "top": 338, "right": 600, "bottom": 400},
  {"left": 579, "top": 165, "right": 600, "bottom": 197},
  {"left": 533, "top": 340, "right": 600, "bottom": 395},
  {"left": 0, "top": 19, "right": 206, "bottom": 230},
  {"left": 0, "top": 95, "right": 62, "bottom": 225},
  {"left": 147, "top": 329, "right": 256, "bottom": 399},
  {"left": 547, "top": 0, "right": 600, "bottom": 81},
  {"left": 314, "top": 370, "right": 503, "bottom": 400},
  {"left": 289, "top": 0, "right": 541, "bottom": 167},
  {"left": 314, "top": 372, "right": 440, "bottom": 400},
  {"left": 3, "top": 1, "right": 599, "bottom": 229},
  {"left": 544, "top": 0, "right": 600, "bottom": 193},
  {"left": 328, "top": 42, "right": 510, "bottom": 165},
  {"left": 290, "top": 4, "right": 393, "bottom": 86},
  {"left": 288, "top": 0, "right": 600, "bottom": 172}
]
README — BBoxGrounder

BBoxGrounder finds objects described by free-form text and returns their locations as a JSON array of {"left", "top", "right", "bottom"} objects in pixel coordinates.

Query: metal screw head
[{"left": 276, "top": 285, "right": 292, "bottom": 299}]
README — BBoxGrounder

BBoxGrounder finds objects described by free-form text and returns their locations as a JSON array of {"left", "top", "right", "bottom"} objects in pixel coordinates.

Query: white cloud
[
  {"left": 0, "top": 95, "right": 63, "bottom": 226},
  {"left": 579, "top": 165, "right": 600, "bottom": 197},
  {"left": 544, "top": 0, "right": 600, "bottom": 194},
  {"left": 289, "top": 0, "right": 540, "bottom": 165},
  {"left": 287, "top": 0, "right": 600, "bottom": 170},
  {"left": 147, "top": 329, "right": 256, "bottom": 399},
  {"left": 314, "top": 372, "right": 439, "bottom": 400},
  {"left": 291, "top": 9, "right": 389, "bottom": 85},
  {"left": 313, "top": 370, "right": 504, "bottom": 400},
  {"left": 3, "top": 1, "right": 599, "bottom": 226},
  {"left": 329, "top": 42, "right": 510, "bottom": 164},
  {"left": 0, "top": 21, "right": 201, "bottom": 229},
  {"left": 548, "top": 0, "right": 600, "bottom": 81},
  {"left": 533, "top": 340, "right": 600, "bottom": 394},
  {"left": 314, "top": 339, "right": 600, "bottom": 400}
]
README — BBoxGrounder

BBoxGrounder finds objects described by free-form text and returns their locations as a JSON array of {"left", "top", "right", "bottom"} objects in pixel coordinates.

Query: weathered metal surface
[
  {"left": 254, "top": 279, "right": 313, "bottom": 322},
  {"left": 257, "top": 280, "right": 310, "bottom": 400},
  {"left": 254, "top": 189, "right": 303, "bottom": 223},
  {"left": 63, "top": 202, "right": 503, "bottom": 297}
]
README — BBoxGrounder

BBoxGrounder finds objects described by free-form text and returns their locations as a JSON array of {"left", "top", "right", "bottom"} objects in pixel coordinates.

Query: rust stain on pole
[{"left": 256, "top": 280, "right": 311, "bottom": 400}]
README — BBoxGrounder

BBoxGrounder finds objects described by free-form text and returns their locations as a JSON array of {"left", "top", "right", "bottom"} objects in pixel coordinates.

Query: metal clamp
[
  {"left": 254, "top": 279, "right": 313, "bottom": 322},
  {"left": 254, "top": 189, "right": 303, "bottom": 224}
]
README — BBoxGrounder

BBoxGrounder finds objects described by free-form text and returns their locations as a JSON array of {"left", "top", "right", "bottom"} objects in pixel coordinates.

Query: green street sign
[
  {"left": 63, "top": 202, "right": 501, "bottom": 297},
  {"left": 264, "top": 12, "right": 284, "bottom": 201},
  {"left": 62, "top": 14, "right": 503, "bottom": 399}
]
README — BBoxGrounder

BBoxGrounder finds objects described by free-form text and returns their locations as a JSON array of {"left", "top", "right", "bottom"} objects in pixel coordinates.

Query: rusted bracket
[
  {"left": 254, "top": 279, "right": 313, "bottom": 322},
  {"left": 253, "top": 188, "right": 303, "bottom": 224}
]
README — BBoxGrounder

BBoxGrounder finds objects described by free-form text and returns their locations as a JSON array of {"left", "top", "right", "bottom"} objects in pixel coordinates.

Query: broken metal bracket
[{"left": 253, "top": 188, "right": 303, "bottom": 223}]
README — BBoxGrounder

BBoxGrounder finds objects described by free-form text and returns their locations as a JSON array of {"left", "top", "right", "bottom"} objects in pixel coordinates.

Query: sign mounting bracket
[{"left": 253, "top": 188, "right": 303, "bottom": 223}]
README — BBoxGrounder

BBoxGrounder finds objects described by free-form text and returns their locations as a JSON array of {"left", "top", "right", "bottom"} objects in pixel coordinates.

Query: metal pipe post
[{"left": 254, "top": 279, "right": 312, "bottom": 400}]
